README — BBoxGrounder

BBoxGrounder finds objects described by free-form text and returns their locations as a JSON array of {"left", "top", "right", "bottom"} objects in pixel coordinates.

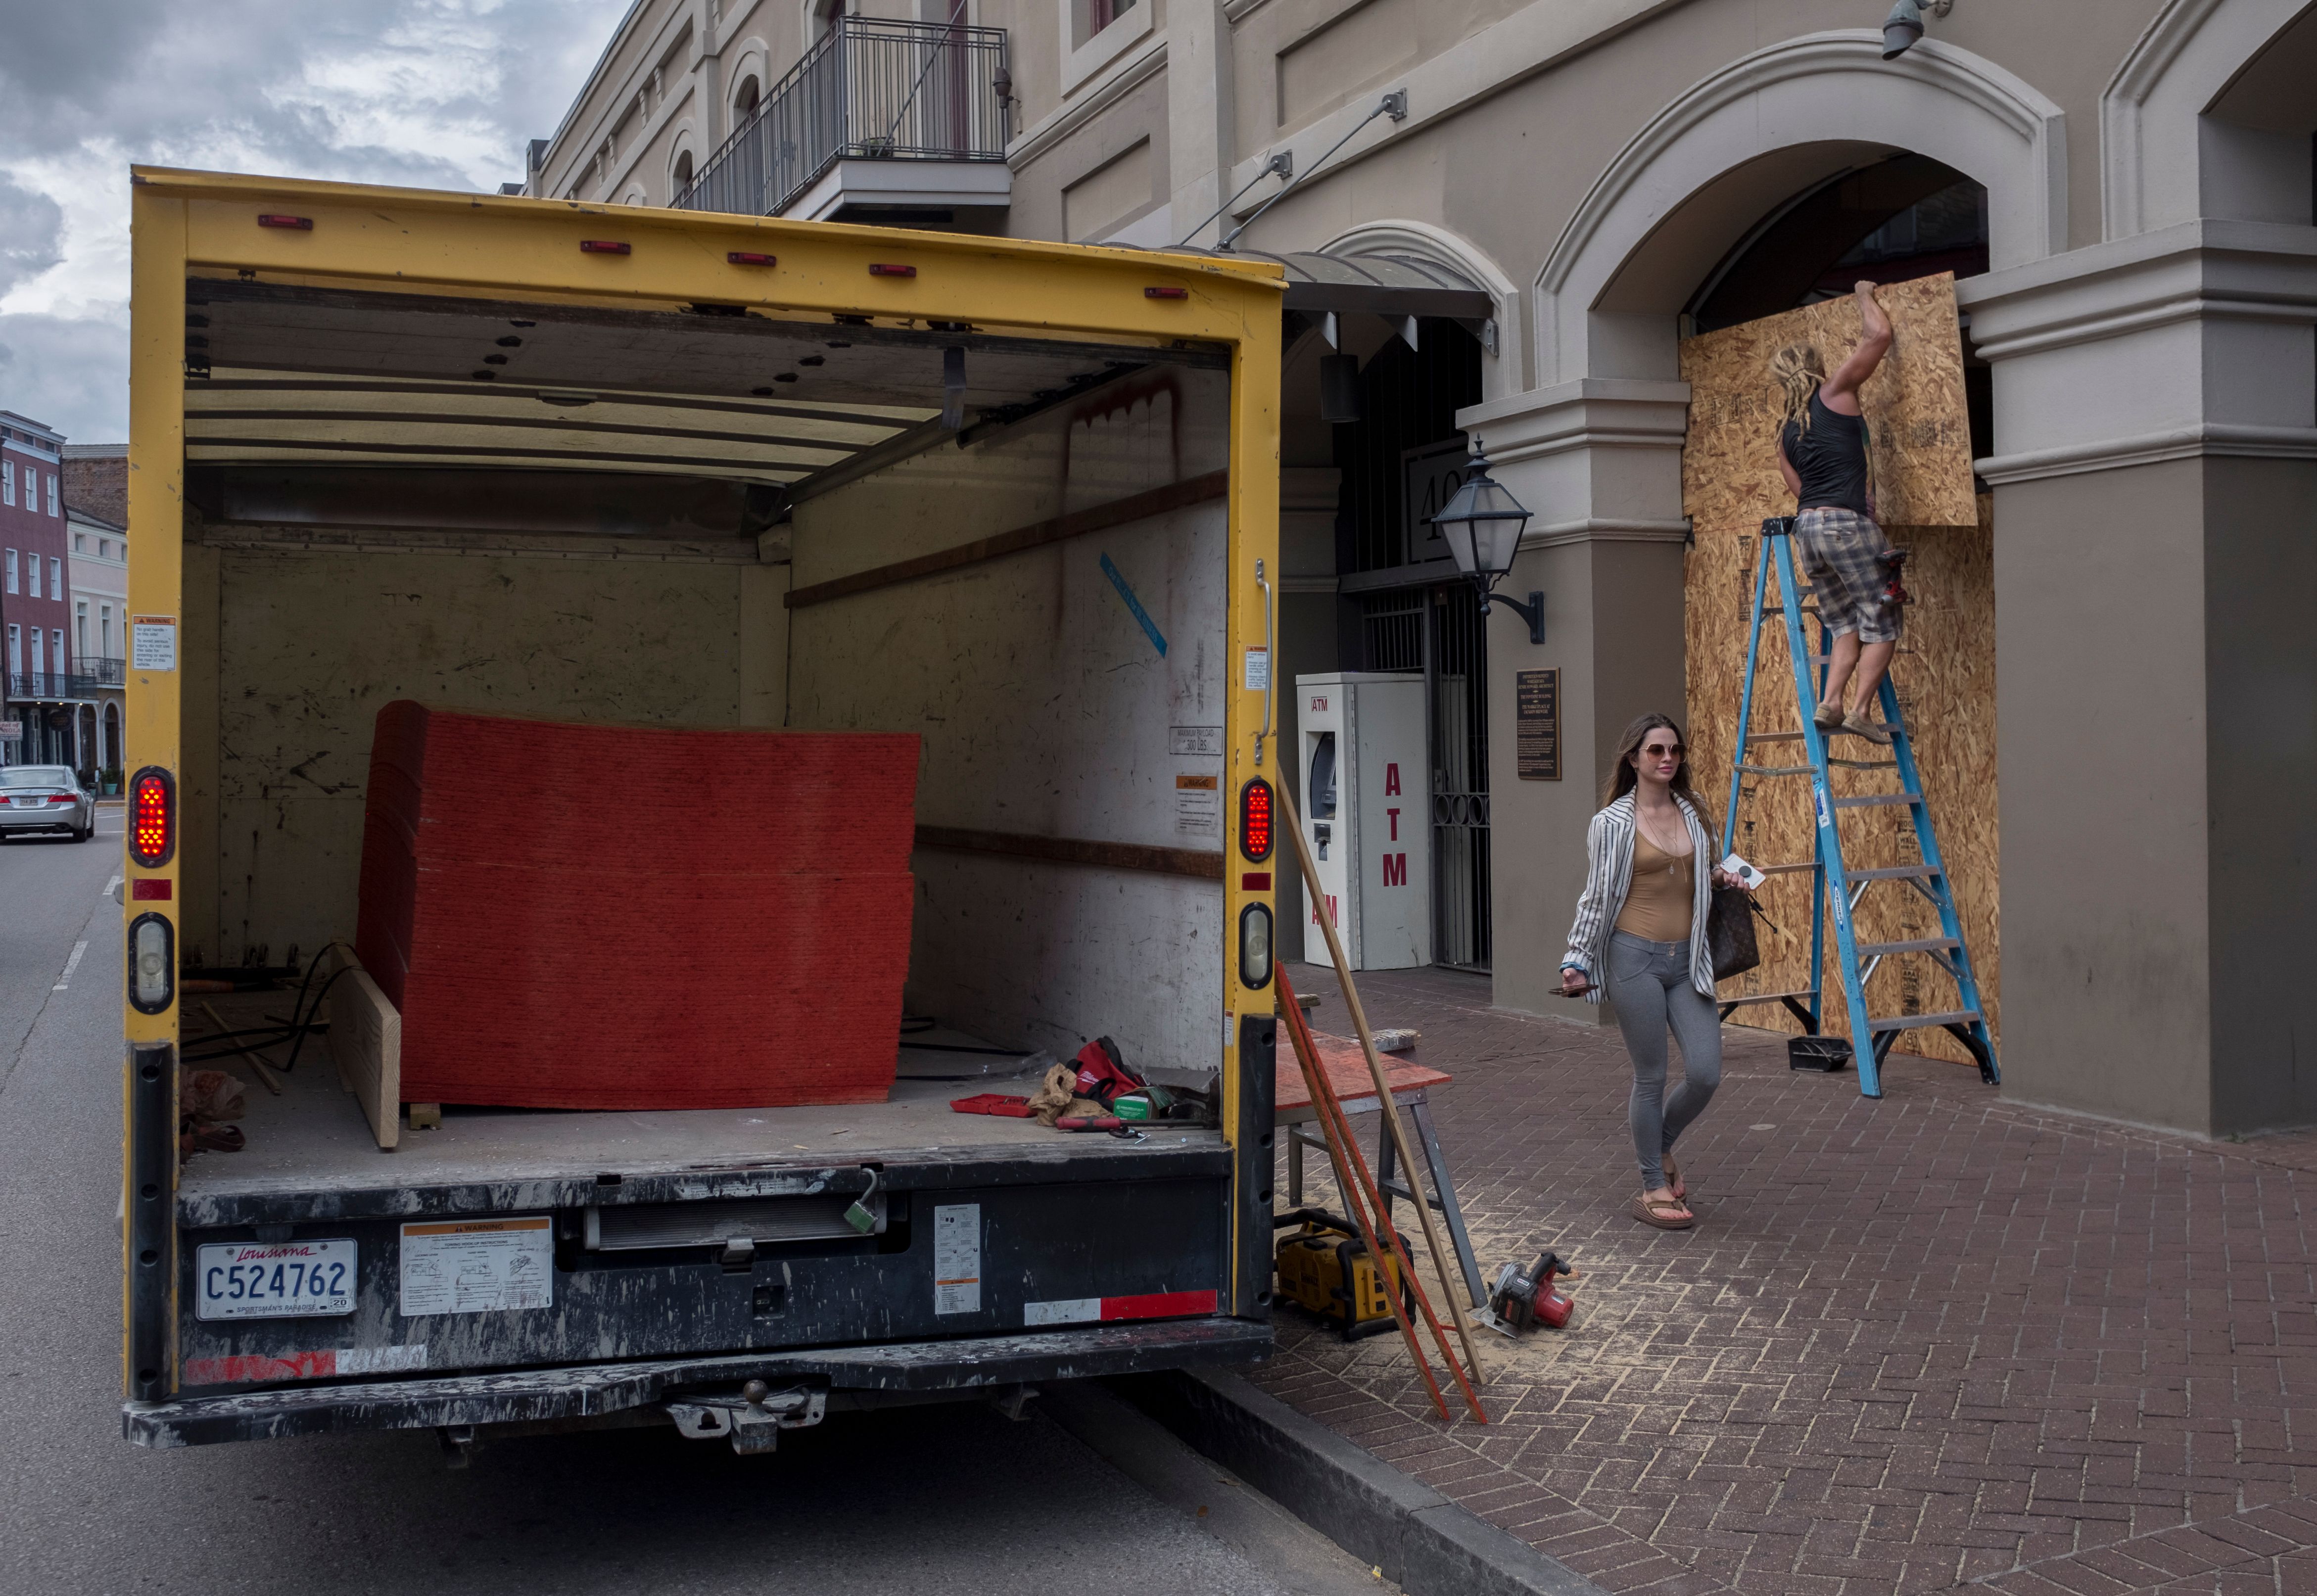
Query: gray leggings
[{"left": 1604, "top": 931, "right": 1723, "bottom": 1191}]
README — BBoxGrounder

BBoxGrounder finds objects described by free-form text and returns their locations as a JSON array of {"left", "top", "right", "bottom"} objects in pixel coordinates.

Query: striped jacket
[{"left": 1560, "top": 792, "right": 1717, "bottom": 1002}]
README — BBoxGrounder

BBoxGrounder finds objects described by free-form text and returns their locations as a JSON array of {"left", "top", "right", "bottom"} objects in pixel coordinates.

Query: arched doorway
[{"left": 102, "top": 701, "right": 120, "bottom": 774}]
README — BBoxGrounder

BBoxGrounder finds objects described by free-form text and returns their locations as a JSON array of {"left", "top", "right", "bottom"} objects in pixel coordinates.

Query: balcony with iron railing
[
  {"left": 75, "top": 657, "right": 126, "bottom": 692},
  {"left": 674, "top": 18, "right": 1011, "bottom": 221}
]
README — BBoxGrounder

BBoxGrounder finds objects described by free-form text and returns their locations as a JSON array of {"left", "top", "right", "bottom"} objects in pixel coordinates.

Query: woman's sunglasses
[{"left": 1641, "top": 742, "right": 1685, "bottom": 759}]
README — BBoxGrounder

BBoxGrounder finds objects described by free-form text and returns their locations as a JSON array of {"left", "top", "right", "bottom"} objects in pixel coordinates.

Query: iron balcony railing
[
  {"left": 73, "top": 657, "right": 126, "bottom": 692},
  {"left": 675, "top": 17, "right": 1009, "bottom": 218},
  {"left": 7, "top": 672, "right": 75, "bottom": 699}
]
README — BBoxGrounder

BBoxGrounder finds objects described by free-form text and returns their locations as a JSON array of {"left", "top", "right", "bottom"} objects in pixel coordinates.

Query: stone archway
[
  {"left": 1533, "top": 31, "right": 2066, "bottom": 388},
  {"left": 2104, "top": 0, "right": 2317, "bottom": 236}
]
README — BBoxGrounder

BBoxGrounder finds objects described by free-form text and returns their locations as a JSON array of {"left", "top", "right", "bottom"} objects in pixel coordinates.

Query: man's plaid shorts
[{"left": 1794, "top": 507, "right": 1902, "bottom": 644}]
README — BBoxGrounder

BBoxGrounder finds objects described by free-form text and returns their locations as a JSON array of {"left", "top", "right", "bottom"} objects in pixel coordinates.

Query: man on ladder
[{"left": 1771, "top": 281, "right": 1899, "bottom": 745}]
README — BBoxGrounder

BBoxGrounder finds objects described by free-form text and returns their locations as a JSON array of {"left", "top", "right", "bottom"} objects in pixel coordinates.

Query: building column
[
  {"left": 1962, "top": 219, "right": 2317, "bottom": 1135},
  {"left": 1454, "top": 378, "right": 1692, "bottom": 1019}
]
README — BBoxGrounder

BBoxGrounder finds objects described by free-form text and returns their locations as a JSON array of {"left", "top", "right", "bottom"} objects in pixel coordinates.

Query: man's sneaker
[
  {"left": 1813, "top": 699, "right": 1846, "bottom": 730},
  {"left": 1840, "top": 711, "right": 1892, "bottom": 746}
]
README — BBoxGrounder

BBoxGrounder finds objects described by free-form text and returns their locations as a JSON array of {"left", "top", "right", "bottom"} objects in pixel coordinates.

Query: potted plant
[{"left": 100, "top": 765, "right": 121, "bottom": 796}]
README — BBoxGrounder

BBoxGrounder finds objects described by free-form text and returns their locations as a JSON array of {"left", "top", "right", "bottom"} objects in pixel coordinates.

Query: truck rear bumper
[{"left": 124, "top": 1315, "right": 1271, "bottom": 1449}]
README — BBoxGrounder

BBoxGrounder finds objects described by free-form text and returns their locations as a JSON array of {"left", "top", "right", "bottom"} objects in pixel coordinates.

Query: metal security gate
[
  {"left": 1427, "top": 585, "right": 1490, "bottom": 972},
  {"left": 1354, "top": 586, "right": 1491, "bottom": 972}
]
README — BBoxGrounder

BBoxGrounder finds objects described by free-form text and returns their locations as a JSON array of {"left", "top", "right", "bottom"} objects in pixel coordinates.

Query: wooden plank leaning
[
  {"left": 1275, "top": 963, "right": 1454, "bottom": 1421},
  {"left": 321, "top": 941, "right": 402, "bottom": 1152},
  {"left": 1277, "top": 963, "right": 1486, "bottom": 1423},
  {"left": 1275, "top": 783, "right": 1489, "bottom": 1387}
]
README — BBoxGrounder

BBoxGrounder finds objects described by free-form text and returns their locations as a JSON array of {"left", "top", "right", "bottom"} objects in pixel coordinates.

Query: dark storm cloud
[
  {"left": 0, "top": 0, "right": 631, "bottom": 439},
  {"left": 0, "top": 179, "right": 63, "bottom": 297}
]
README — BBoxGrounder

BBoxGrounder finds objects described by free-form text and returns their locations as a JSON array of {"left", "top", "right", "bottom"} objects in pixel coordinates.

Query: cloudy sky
[{"left": 0, "top": 0, "right": 634, "bottom": 443}]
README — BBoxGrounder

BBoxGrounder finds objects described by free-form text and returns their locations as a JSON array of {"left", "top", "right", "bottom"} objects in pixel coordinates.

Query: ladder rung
[
  {"left": 1833, "top": 794, "right": 1917, "bottom": 808},
  {"left": 1856, "top": 937, "right": 1959, "bottom": 957},
  {"left": 1737, "top": 763, "right": 1815, "bottom": 776},
  {"left": 1750, "top": 862, "right": 1817, "bottom": 875},
  {"left": 1868, "top": 1009, "right": 1983, "bottom": 1033},
  {"left": 1846, "top": 864, "right": 1940, "bottom": 881},
  {"left": 1746, "top": 731, "right": 1806, "bottom": 744},
  {"left": 1827, "top": 757, "right": 1899, "bottom": 770},
  {"left": 1720, "top": 987, "right": 1817, "bottom": 1007},
  {"left": 1760, "top": 606, "right": 1821, "bottom": 618}
]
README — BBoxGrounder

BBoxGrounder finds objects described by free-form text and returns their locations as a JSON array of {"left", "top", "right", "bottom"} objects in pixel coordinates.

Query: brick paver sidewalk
[{"left": 1262, "top": 962, "right": 2317, "bottom": 1596}]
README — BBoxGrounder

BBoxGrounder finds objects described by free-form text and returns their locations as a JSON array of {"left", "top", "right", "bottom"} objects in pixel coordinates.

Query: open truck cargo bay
[{"left": 122, "top": 169, "right": 1286, "bottom": 1448}]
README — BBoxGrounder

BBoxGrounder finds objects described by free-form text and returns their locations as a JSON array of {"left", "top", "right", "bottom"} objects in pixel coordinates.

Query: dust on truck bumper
[{"left": 123, "top": 1316, "right": 1270, "bottom": 1449}]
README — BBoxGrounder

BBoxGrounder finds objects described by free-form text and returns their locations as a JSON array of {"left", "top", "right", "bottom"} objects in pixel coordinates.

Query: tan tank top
[{"left": 1616, "top": 829, "right": 1695, "bottom": 943}]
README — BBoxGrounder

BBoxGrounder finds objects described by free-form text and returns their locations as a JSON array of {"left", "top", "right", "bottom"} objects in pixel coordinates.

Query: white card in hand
[{"left": 1720, "top": 853, "right": 1766, "bottom": 890}]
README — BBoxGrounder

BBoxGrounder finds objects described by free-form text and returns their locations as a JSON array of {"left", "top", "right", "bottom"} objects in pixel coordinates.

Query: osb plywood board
[
  {"left": 1680, "top": 274, "right": 1976, "bottom": 535},
  {"left": 1686, "top": 497, "right": 1998, "bottom": 1068}
]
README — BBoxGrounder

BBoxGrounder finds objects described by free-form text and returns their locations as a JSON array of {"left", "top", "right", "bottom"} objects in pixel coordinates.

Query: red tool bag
[{"left": 1070, "top": 1037, "right": 1144, "bottom": 1102}]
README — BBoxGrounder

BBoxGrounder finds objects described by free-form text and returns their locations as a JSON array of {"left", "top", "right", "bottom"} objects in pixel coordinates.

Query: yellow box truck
[{"left": 120, "top": 169, "right": 1286, "bottom": 1449}]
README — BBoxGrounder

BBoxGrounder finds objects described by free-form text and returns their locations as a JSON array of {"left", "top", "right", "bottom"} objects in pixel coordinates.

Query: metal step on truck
[{"left": 120, "top": 168, "right": 1288, "bottom": 1450}]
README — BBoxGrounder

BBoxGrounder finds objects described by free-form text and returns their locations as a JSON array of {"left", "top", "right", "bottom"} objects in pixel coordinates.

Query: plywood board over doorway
[{"left": 1678, "top": 275, "right": 1997, "bottom": 1069}]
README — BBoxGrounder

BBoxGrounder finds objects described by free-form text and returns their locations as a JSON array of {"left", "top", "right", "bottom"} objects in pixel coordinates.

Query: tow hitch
[{"left": 664, "top": 1380, "right": 827, "bottom": 1454}]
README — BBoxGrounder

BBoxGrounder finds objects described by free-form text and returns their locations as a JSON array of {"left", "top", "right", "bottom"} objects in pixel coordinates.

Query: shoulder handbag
[{"left": 1706, "top": 887, "right": 1767, "bottom": 981}]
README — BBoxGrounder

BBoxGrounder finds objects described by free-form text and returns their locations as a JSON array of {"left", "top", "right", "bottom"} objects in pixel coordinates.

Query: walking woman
[{"left": 1559, "top": 714, "right": 1738, "bottom": 1229}]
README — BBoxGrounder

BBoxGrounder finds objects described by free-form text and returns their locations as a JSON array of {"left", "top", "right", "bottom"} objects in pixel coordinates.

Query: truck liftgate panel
[{"left": 120, "top": 170, "right": 1287, "bottom": 1448}]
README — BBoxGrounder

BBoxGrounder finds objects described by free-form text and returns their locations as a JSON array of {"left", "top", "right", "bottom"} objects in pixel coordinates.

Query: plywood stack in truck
[
  {"left": 355, "top": 703, "right": 921, "bottom": 1111},
  {"left": 1678, "top": 274, "right": 1998, "bottom": 1065}
]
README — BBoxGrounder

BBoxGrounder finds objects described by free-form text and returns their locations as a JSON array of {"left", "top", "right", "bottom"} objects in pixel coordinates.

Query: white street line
[
  {"left": 104, "top": 874, "right": 122, "bottom": 897},
  {"left": 53, "top": 939, "right": 88, "bottom": 991}
]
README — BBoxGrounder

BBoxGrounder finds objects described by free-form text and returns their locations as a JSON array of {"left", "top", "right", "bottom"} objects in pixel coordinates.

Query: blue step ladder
[{"left": 1720, "top": 516, "right": 1998, "bottom": 1100}]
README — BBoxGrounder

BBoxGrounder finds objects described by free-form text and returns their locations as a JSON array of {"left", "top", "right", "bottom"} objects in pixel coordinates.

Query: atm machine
[{"left": 1292, "top": 672, "right": 1430, "bottom": 970}]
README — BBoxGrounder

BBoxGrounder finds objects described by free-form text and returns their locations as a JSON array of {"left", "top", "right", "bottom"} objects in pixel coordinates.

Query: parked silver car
[{"left": 0, "top": 765, "right": 95, "bottom": 842}]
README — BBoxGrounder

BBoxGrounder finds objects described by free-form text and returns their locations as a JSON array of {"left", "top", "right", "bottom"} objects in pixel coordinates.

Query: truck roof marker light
[
  {"left": 869, "top": 263, "right": 916, "bottom": 278},
  {"left": 1144, "top": 285, "right": 1188, "bottom": 299},
  {"left": 728, "top": 251, "right": 776, "bottom": 267},
  {"left": 580, "top": 239, "right": 631, "bottom": 255},
  {"left": 1239, "top": 777, "right": 1275, "bottom": 862},
  {"left": 257, "top": 214, "right": 312, "bottom": 230},
  {"left": 128, "top": 767, "right": 176, "bottom": 869},
  {"left": 1241, "top": 872, "right": 1272, "bottom": 891}
]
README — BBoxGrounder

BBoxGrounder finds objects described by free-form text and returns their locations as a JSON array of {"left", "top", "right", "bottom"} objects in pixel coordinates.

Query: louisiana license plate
[{"left": 196, "top": 1239, "right": 358, "bottom": 1320}]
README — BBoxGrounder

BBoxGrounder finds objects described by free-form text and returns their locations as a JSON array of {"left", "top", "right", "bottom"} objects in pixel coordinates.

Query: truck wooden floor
[{"left": 178, "top": 1008, "right": 1221, "bottom": 1225}]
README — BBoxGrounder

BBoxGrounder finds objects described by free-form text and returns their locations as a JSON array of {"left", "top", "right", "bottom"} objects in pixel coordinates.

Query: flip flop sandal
[
  {"left": 1663, "top": 1155, "right": 1685, "bottom": 1199},
  {"left": 1631, "top": 1192, "right": 1695, "bottom": 1230}
]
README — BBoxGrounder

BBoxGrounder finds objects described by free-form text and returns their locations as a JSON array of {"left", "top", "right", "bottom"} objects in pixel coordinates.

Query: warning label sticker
[
  {"left": 130, "top": 615, "right": 177, "bottom": 672},
  {"left": 398, "top": 1216, "right": 553, "bottom": 1317},
  {"left": 933, "top": 1203, "right": 981, "bottom": 1315},
  {"left": 1175, "top": 772, "right": 1221, "bottom": 836}
]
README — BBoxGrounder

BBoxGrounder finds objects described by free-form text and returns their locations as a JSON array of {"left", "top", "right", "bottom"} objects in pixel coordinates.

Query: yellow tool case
[{"left": 1273, "top": 1210, "right": 1408, "bottom": 1340}]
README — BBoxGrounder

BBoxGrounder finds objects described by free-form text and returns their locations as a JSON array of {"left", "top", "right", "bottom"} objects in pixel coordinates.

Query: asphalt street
[{"left": 0, "top": 819, "right": 1379, "bottom": 1596}]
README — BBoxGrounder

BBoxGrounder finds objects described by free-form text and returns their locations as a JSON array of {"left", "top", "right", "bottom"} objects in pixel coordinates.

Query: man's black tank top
[{"left": 1780, "top": 389, "right": 1872, "bottom": 517}]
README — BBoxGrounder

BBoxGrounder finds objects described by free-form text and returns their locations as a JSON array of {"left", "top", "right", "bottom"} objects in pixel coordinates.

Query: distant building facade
[
  {"left": 65, "top": 442, "right": 128, "bottom": 783},
  {"left": 0, "top": 411, "right": 77, "bottom": 768}
]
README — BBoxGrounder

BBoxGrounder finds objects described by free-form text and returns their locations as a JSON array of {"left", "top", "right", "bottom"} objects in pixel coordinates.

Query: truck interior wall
[
  {"left": 183, "top": 522, "right": 788, "bottom": 963},
  {"left": 787, "top": 370, "right": 1231, "bottom": 1085}
]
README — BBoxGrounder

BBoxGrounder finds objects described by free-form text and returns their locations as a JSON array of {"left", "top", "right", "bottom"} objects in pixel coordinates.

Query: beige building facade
[{"left": 528, "top": 0, "right": 2317, "bottom": 1139}]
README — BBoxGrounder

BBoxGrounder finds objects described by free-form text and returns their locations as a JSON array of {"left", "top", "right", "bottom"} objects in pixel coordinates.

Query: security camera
[{"left": 1881, "top": 0, "right": 1952, "bottom": 59}]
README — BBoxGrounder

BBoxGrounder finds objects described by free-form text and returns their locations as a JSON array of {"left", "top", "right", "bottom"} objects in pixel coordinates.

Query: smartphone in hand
[{"left": 1720, "top": 853, "right": 1767, "bottom": 891}]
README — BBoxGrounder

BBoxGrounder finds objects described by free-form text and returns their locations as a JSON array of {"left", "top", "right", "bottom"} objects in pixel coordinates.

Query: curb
[{"left": 1112, "top": 1365, "right": 1608, "bottom": 1596}]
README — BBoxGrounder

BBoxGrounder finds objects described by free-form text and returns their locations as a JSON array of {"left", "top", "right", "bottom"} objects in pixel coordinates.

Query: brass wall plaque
[{"left": 1516, "top": 668, "right": 1560, "bottom": 781}]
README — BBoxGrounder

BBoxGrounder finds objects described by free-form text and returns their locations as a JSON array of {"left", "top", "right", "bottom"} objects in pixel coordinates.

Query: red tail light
[
  {"left": 1239, "top": 778, "right": 1275, "bottom": 862},
  {"left": 129, "top": 767, "right": 175, "bottom": 868},
  {"left": 48, "top": 794, "right": 73, "bottom": 805},
  {"left": 257, "top": 214, "right": 313, "bottom": 230},
  {"left": 1144, "top": 285, "right": 1188, "bottom": 299},
  {"left": 580, "top": 239, "right": 631, "bottom": 255},
  {"left": 727, "top": 251, "right": 776, "bottom": 266},
  {"left": 868, "top": 263, "right": 917, "bottom": 278}
]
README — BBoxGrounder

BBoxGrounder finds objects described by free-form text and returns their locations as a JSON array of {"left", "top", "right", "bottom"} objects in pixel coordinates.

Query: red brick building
[{"left": 0, "top": 411, "right": 77, "bottom": 767}]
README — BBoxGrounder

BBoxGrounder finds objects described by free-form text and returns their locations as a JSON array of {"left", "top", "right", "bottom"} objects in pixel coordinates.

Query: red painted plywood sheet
[{"left": 355, "top": 703, "right": 921, "bottom": 1110}]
